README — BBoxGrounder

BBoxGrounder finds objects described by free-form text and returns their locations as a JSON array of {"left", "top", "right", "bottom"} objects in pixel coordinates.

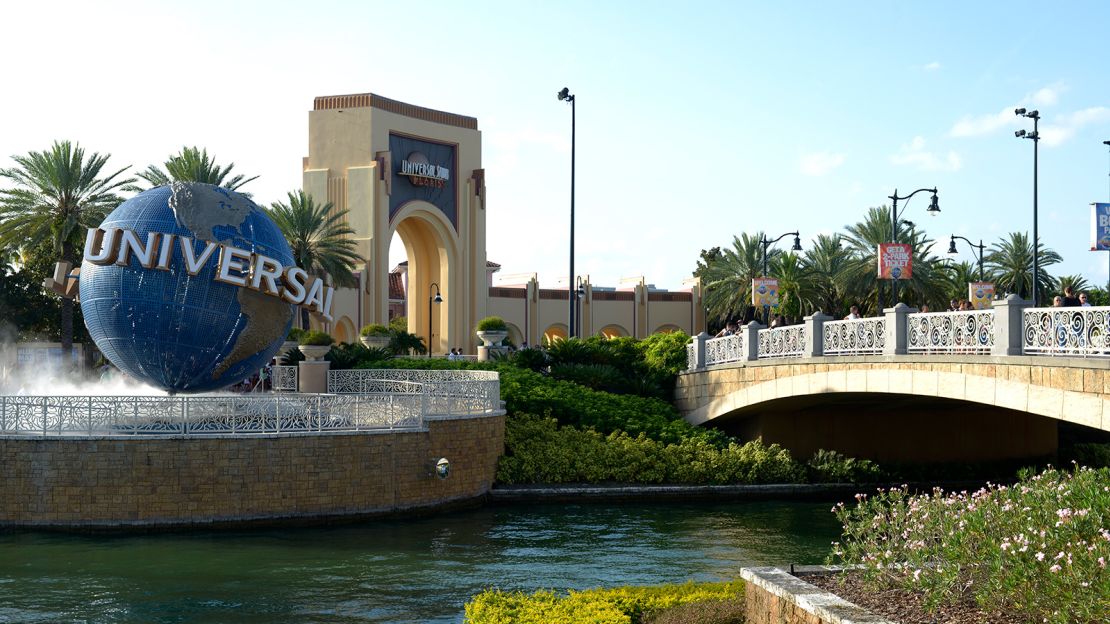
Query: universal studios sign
[
  {"left": 82, "top": 227, "right": 336, "bottom": 321},
  {"left": 400, "top": 152, "right": 450, "bottom": 188}
]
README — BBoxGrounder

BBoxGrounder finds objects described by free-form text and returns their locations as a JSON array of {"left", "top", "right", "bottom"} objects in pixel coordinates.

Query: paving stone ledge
[
  {"left": 489, "top": 483, "right": 862, "bottom": 502},
  {"left": 741, "top": 566, "right": 897, "bottom": 624}
]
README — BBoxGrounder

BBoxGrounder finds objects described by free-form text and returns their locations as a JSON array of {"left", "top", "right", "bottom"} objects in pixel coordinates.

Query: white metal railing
[
  {"left": 686, "top": 343, "right": 696, "bottom": 370},
  {"left": 757, "top": 325, "right": 806, "bottom": 359},
  {"left": 1023, "top": 306, "right": 1110, "bottom": 357},
  {"left": 271, "top": 365, "right": 298, "bottom": 392},
  {"left": 0, "top": 393, "right": 424, "bottom": 437},
  {"left": 705, "top": 333, "right": 745, "bottom": 366},
  {"left": 822, "top": 317, "right": 885, "bottom": 356},
  {"left": 908, "top": 310, "right": 995, "bottom": 354},
  {"left": 327, "top": 369, "right": 500, "bottom": 416}
]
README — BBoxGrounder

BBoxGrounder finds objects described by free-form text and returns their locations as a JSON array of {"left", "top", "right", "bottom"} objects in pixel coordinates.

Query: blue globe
[{"left": 79, "top": 183, "right": 295, "bottom": 393}]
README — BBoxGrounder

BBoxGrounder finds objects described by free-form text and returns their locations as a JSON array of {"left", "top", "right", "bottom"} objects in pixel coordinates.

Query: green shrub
[
  {"left": 325, "top": 342, "right": 391, "bottom": 369},
  {"left": 806, "top": 449, "right": 884, "bottom": 483},
  {"left": 287, "top": 327, "right": 305, "bottom": 342},
  {"left": 464, "top": 581, "right": 744, "bottom": 624},
  {"left": 496, "top": 415, "right": 804, "bottom": 485},
  {"left": 359, "top": 323, "right": 390, "bottom": 337},
  {"left": 299, "top": 330, "right": 333, "bottom": 346},
  {"left": 476, "top": 316, "right": 508, "bottom": 331},
  {"left": 1067, "top": 442, "right": 1110, "bottom": 469}
]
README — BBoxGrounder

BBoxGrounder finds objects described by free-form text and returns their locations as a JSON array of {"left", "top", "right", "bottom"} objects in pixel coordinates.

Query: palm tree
[
  {"left": 268, "top": 190, "right": 363, "bottom": 328},
  {"left": 702, "top": 232, "right": 772, "bottom": 324},
  {"left": 803, "top": 233, "right": 851, "bottom": 316},
  {"left": 770, "top": 251, "right": 815, "bottom": 321},
  {"left": 137, "top": 146, "right": 258, "bottom": 190},
  {"left": 840, "top": 207, "right": 951, "bottom": 314},
  {"left": 1057, "top": 274, "right": 1090, "bottom": 297},
  {"left": 984, "top": 232, "right": 1061, "bottom": 304},
  {"left": 0, "top": 140, "right": 136, "bottom": 354},
  {"left": 943, "top": 260, "right": 979, "bottom": 303}
]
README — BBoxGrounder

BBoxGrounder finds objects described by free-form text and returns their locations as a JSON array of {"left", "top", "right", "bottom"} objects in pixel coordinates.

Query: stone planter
[
  {"left": 476, "top": 330, "right": 509, "bottom": 362},
  {"left": 360, "top": 335, "right": 390, "bottom": 349},
  {"left": 476, "top": 330, "right": 508, "bottom": 347},
  {"left": 280, "top": 340, "right": 299, "bottom": 353},
  {"left": 298, "top": 344, "right": 332, "bottom": 361}
]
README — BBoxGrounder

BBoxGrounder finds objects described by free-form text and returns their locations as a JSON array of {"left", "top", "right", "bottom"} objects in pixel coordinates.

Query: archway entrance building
[{"left": 303, "top": 93, "right": 487, "bottom": 354}]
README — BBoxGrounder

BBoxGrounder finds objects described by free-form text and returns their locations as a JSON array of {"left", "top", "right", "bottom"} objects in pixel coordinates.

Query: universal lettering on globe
[{"left": 83, "top": 226, "right": 335, "bottom": 320}]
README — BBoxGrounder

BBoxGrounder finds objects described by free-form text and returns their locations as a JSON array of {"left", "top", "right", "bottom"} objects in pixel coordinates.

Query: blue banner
[{"left": 1092, "top": 203, "right": 1110, "bottom": 250}]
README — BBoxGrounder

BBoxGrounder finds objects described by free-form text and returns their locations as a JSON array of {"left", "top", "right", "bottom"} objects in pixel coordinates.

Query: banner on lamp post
[
  {"left": 969, "top": 282, "right": 995, "bottom": 310},
  {"left": 1091, "top": 203, "right": 1110, "bottom": 250},
  {"left": 877, "top": 243, "right": 913, "bottom": 280},
  {"left": 752, "top": 277, "right": 779, "bottom": 307}
]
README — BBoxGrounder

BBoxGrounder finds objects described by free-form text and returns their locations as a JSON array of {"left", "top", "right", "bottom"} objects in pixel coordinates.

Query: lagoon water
[{"left": 0, "top": 501, "right": 840, "bottom": 623}]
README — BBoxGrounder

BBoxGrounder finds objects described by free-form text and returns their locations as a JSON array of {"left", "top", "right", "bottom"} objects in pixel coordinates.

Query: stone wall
[
  {"left": 741, "top": 567, "right": 896, "bottom": 624},
  {"left": 0, "top": 414, "right": 504, "bottom": 529}
]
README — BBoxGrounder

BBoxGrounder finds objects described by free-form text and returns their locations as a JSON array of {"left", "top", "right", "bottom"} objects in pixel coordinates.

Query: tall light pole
[
  {"left": 1104, "top": 140, "right": 1110, "bottom": 289},
  {"left": 947, "top": 234, "right": 986, "bottom": 282},
  {"left": 558, "top": 87, "right": 576, "bottom": 338},
  {"left": 759, "top": 231, "right": 802, "bottom": 323},
  {"left": 1015, "top": 108, "right": 1040, "bottom": 304},
  {"left": 888, "top": 188, "right": 940, "bottom": 306},
  {"left": 428, "top": 282, "right": 442, "bottom": 357}
]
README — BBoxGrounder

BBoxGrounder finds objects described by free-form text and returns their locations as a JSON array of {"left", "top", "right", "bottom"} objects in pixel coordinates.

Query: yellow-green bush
[{"left": 464, "top": 581, "right": 744, "bottom": 624}]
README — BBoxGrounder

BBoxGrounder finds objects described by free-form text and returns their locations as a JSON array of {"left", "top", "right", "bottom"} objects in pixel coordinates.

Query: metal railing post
[{"left": 993, "top": 294, "right": 1032, "bottom": 356}]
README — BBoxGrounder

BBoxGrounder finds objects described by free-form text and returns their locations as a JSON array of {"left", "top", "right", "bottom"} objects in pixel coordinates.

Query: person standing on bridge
[{"left": 845, "top": 305, "right": 860, "bottom": 320}]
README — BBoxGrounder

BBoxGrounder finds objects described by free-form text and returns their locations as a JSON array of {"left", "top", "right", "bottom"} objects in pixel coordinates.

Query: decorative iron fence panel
[
  {"left": 271, "top": 365, "right": 298, "bottom": 392},
  {"left": 822, "top": 318, "right": 885, "bottom": 355},
  {"left": 686, "top": 343, "right": 697, "bottom": 370},
  {"left": 1023, "top": 306, "right": 1110, "bottom": 357},
  {"left": 757, "top": 326, "right": 806, "bottom": 359},
  {"left": 705, "top": 334, "right": 745, "bottom": 367},
  {"left": 327, "top": 369, "right": 501, "bottom": 416},
  {"left": 908, "top": 310, "right": 994, "bottom": 354},
  {"left": 0, "top": 393, "right": 425, "bottom": 437}
]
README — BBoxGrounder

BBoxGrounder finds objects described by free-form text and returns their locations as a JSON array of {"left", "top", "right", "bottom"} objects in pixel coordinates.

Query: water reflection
[{"left": 0, "top": 501, "right": 839, "bottom": 623}]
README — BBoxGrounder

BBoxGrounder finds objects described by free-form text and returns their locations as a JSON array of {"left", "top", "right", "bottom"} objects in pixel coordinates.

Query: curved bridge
[{"left": 676, "top": 355, "right": 1110, "bottom": 463}]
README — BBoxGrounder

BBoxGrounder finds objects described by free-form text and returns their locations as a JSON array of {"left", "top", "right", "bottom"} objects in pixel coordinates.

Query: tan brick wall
[
  {"left": 0, "top": 414, "right": 504, "bottom": 528},
  {"left": 745, "top": 585, "right": 825, "bottom": 624}
]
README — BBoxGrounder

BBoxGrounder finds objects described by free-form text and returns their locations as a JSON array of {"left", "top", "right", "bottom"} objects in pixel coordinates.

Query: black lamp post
[
  {"left": 558, "top": 86, "right": 576, "bottom": 338},
  {"left": 947, "top": 234, "right": 986, "bottom": 282},
  {"left": 428, "top": 282, "right": 442, "bottom": 357},
  {"left": 576, "top": 276, "right": 586, "bottom": 337},
  {"left": 1015, "top": 108, "right": 1040, "bottom": 304},
  {"left": 888, "top": 188, "right": 940, "bottom": 306},
  {"left": 759, "top": 231, "right": 802, "bottom": 322}
]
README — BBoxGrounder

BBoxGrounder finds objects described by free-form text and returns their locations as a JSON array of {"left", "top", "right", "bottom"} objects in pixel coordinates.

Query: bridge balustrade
[
  {"left": 1023, "top": 307, "right": 1110, "bottom": 357},
  {"left": 907, "top": 310, "right": 994, "bottom": 355},
  {"left": 822, "top": 317, "right": 885, "bottom": 356},
  {"left": 757, "top": 325, "right": 806, "bottom": 359},
  {"left": 685, "top": 301, "right": 1110, "bottom": 370}
]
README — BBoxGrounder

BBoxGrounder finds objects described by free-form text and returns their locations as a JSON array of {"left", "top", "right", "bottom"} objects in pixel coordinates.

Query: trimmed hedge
[
  {"left": 496, "top": 415, "right": 804, "bottom": 485},
  {"left": 464, "top": 581, "right": 744, "bottom": 624}
]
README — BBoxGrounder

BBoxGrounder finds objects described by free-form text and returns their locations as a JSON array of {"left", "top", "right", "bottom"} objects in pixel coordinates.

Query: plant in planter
[
  {"left": 476, "top": 316, "right": 509, "bottom": 344},
  {"left": 298, "top": 330, "right": 334, "bottom": 361},
  {"left": 280, "top": 327, "right": 305, "bottom": 358},
  {"left": 359, "top": 323, "right": 391, "bottom": 349}
]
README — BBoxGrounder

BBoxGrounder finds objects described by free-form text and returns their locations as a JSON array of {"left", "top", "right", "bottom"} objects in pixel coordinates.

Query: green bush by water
[
  {"left": 496, "top": 415, "right": 804, "bottom": 484},
  {"left": 464, "top": 581, "right": 744, "bottom": 624}
]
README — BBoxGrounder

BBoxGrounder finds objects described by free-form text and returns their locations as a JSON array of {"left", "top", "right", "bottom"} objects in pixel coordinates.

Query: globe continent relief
[{"left": 79, "top": 183, "right": 295, "bottom": 393}]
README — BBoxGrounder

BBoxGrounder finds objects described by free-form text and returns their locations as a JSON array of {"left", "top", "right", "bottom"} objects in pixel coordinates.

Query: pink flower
[
  {"left": 1050, "top": 564, "right": 1061, "bottom": 573},
  {"left": 1035, "top": 552, "right": 1045, "bottom": 561}
]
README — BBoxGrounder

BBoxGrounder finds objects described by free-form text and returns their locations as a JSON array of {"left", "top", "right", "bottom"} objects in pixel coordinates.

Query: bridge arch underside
[{"left": 705, "top": 393, "right": 1059, "bottom": 464}]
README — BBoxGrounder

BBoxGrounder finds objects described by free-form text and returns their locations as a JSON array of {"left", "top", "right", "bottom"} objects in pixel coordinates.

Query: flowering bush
[{"left": 829, "top": 466, "right": 1110, "bottom": 623}]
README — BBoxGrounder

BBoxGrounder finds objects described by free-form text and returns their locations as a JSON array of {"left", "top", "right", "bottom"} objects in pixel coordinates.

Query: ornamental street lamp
[
  {"left": 759, "top": 231, "right": 802, "bottom": 322},
  {"left": 558, "top": 86, "right": 576, "bottom": 337},
  {"left": 428, "top": 282, "right": 442, "bottom": 357},
  {"left": 888, "top": 187, "right": 940, "bottom": 306},
  {"left": 947, "top": 234, "right": 986, "bottom": 282},
  {"left": 1015, "top": 108, "right": 1040, "bottom": 304}
]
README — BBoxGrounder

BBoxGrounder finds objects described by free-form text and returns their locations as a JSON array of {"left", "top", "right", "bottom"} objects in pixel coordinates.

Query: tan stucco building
[{"left": 303, "top": 93, "right": 704, "bottom": 352}]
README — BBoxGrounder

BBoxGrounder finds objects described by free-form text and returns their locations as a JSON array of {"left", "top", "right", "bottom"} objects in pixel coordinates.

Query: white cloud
[
  {"left": 890, "top": 136, "right": 962, "bottom": 171},
  {"left": 1040, "top": 106, "right": 1110, "bottom": 147},
  {"left": 1032, "top": 86, "right": 1060, "bottom": 107},
  {"left": 949, "top": 82, "right": 1068, "bottom": 138},
  {"left": 799, "top": 151, "right": 846, "bottom": 176},
  {"left": 924, "top": 61, "right": 941, "bottom": 72}
]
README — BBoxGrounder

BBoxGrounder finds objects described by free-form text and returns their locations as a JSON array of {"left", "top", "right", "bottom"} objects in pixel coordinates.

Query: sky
[{"left": 2, "top": 0, "right": 1109, "bottom": 291}]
